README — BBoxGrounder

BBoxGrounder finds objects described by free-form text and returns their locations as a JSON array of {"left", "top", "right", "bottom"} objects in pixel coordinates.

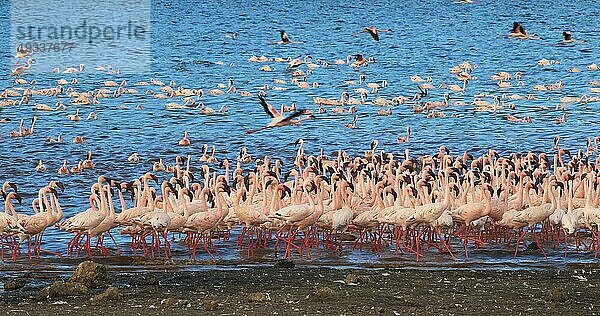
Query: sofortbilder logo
[{"left": 10, "top": 0, "right": 150, "bottom": 74}]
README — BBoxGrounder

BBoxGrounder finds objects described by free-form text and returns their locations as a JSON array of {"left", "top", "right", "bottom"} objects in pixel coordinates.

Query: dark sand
[{"left": 2, "top": 258, "right": 599, "bottom": 316}]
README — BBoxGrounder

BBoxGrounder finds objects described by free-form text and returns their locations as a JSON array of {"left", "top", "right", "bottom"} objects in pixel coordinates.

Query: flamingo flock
[
  {"left": 1, "top": 140, "right": 600, "bottom": 261},
  {"left": 0, "top": 12, "right": 599, "bottom": 266}
]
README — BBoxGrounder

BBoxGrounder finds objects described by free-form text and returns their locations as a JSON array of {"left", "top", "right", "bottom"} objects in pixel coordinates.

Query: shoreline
[{"left": 2, "top": 261, "right": 599, "bottom": 315}]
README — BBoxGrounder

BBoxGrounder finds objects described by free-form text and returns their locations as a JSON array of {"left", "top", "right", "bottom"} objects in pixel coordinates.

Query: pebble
[
  {"left": 203, "top": 299, "right": 219, "bottom": 311},
  {"left": 4, "top": 279, "right": 26, "bottom": 291},
  {"left": 345, "top": 273, "right": 368, "bottom": 285},
  {"left": 247, "top": 292, "right": 267, "bottom": 303},
  {"left": 129, "top": 274, "right": 159, "bottom": 286},
  {"left": 315, "top": 286, "right": 334, "bottom": 299},
  {"left": 91, "top": 286, "right": 120, "bottom": 305},
  {"left": 162, "top": 298, "right": 189, "bottom": 307},
  {"left": 274, "top": 259, "right": 295, "bottom": 269},
  {"left": 546, "top": 288, "right": 568, "bottom": 302}
]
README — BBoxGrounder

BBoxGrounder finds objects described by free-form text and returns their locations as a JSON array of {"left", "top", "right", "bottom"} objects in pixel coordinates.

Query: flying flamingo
[
  {"left": 245, "top": 95, "right": 309, "bottom": 134},
  {"left": 352, "top": 26, "right": 392, "bottom": 41}
]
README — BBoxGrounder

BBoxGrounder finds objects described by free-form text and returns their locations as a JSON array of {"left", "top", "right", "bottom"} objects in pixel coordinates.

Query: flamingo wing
[
  {"left": 366, "top": 28, "right": 379, "bottom": 41},
  {"left": 258, "top": 95, "right": 280, "bottom": 118},
  {"left": 280, "top": 31, "right": 291, "bottom": 43},
  {"left": 276, "top": 110, "right": 306, "bottom": 126}
]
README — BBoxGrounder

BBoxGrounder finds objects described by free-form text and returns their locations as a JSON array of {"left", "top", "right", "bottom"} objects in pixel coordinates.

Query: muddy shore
[{"left": 1, "top": 258, "right": 600, "bottom": 316}]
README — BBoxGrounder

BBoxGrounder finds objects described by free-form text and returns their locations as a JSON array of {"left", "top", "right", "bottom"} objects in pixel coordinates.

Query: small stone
[
  {"left": 129, "top": 274, "right": 159, "bottom": 286},
  {"left": 162, "top": 298, "right": 189, "bottom": 307},
  {"left": 274, "top": 259, "right": 295, "bottom": 269},
  {"left": 203, "top": 299, "right": 218, "bottom": 311},
  {"left": 315, "top": 286, "right": 334, "bottom": 299},
  {"left": 345, "top": 273, "right": 368, "bottom": 284},
  {"left": 547, "top": 288, "right": 568, "bottom": 302},
  {"left": 91, "top": 286, "right": 120, "bottom": 305},
  {"left": 70, "top": 261, "right": 109, "bottom": 288},
  {"left": 37, "top": 282, "right": 89, "bottom": 300},
  {"left": 163, "top": 298, "right": 177, "bottom": 307},
  {"left": 4, "top": 279, "right": 26, "bottom": 291},
  {"left": 247, "top": 292, "right": 267, "bottom": 303}
]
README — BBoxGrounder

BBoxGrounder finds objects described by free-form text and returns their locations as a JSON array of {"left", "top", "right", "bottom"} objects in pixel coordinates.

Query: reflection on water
[{"left": 0, "top": 0, "right": 599, "bottom": 266}]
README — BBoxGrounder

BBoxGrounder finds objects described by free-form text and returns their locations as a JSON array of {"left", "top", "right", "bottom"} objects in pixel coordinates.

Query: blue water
[{"left": 0, "top": 0, "right": 599, "bottom": 263}]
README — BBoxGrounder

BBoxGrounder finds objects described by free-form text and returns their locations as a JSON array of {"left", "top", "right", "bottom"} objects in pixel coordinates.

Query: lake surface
[{"left": 0, "top": 0, "right": 599, "bottom": 263}]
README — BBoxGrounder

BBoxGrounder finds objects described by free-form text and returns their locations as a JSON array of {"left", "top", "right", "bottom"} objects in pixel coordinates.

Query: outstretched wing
[
  {"left": 278, "top": 109, "right": 306, "bottom": 125},
  {"left": 366, "top": 28, "right": 380, "bottom": 41},
  {"left": 258, "top": 95, "right": 280, "bottom": 118},
  {"left": 281, "top": 31, "right": 291, "bottom": 43}
]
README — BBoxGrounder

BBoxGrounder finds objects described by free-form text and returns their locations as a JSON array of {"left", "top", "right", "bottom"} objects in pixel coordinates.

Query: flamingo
[
  {"left": 178, "top": 131, "right": 191, "bottom": 146},
  {"left": 207, "top": 146, "right": 219, "bottom": 163},
  {"left": 513, "top": 179, "right": 559, "bottom": 257},
  {"left": 406, "top": 168, "right": 456, "bottom": 260},
  {"left": 67, "top": 108, "right": 81, "bottom": 121},
  {"left": 352, "top": 26, "right": 392, "bottom": 41},
  {"left": 58, "top": 160, "right": 69, "bottom": 174},
  {"left": 35, "top": 160, "right": 46, "bottom": 172},
  {"left": 269, "top": 178, "right": 323, "bottom": 257},
  {"left": 344, "top": 115, "right": 358, "bottom": 129},
  {"left": 61, "top": 183, "right": 107, "bottom": 256},
  {"left": 183, "top": 178, "right": 230, "bottom": 259},
  {"left": 245, "top": 95, "right": 309, "bottom": 134},
  {"left": 450, "top": 183, "right": 493, "bottom": 257},
  {"left": 115, "top": 173, "right": 159, "bottom": 226},
  {"left": 133, "top": 182, "right": 173, "bottom": 258},
  {"left": 0, "top": 191, "right": 25, "bottom": 259},
  {"left": 19, "top": 185, "right": 62, "bottom": 257},
  {"left": 199, "top": 144, "right": 209, "bottom": 162},
  {"left": 87, "top": 185, "right": 120, "bottom": 255},
  {"left": 11, "top": 59, "right": 34, "bottom": 77},
  {"left": 397, "top": 126, "right": 411, "bottom": 143}
]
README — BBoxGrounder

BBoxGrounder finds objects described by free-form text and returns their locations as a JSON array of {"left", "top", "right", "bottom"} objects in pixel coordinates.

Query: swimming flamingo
[
  {"left": 397, "top": 126, "right": 411, "bottom": 143},
  {"left": 178, "top": 131, "right": 191, "bottom": 146},
  {"left": 11, "top": 59, "right": 34, "bottom": 77}
]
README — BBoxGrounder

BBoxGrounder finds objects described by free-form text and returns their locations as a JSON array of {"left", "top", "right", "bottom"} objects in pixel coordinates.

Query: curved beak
[
  {"left": 53, "top": 181, "right": 65, "bottom": 192},
  {"left": 8, "top": 182, "right": 18, "bottom": 193},
  {"left": 150, "top": 174, "right": 159, "bottom": 185},
  {"left": 15, "top": 193, "right": 23, "bottom": 205},
  {"left": 223, "top": 182, "right": 232, "bottom": 195}
]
